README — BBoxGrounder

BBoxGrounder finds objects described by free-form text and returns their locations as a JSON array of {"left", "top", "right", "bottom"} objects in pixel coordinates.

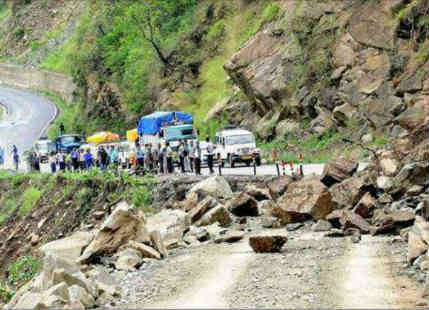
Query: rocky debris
[
  {"left": 78, "top": 202, "right": 150, "bottom": 264},
  {"left": 329, "top": 177, "right": 367, "bottom": 210},
  {"left": 312, "top": 220, "right": 333, "bottom": 232},
  {"left": 150, "top": 230, "right": 168, "bottom": 259},
  {"left": 378, "top": 150, "right": 400, "bottom": 177},
  {"left": 245, "top": 185, "right": 272, "bottom": 201},
  {"left": 214, "top": 230, "right": 245, "bottom": 243},
  {"left": 195, "top": 205, "right": 232, "bottom": 227},
  {"left": 275, "top": 178, "right": 332, "bottom": 223},
  {"left": 29, "top": 233, "right": 40, "bottom": 246},
  {"left": 126, "top": 241, "right": 161, "bottom": 260},
  {"left": 188, "top": 176, "right": 233, "bottom": 200},
  {"left": 325, "top": 228, "right": 346, "bottom": 237},
  {"left": 261, "top": 216, "right": 282, "bottom": 229},
  {"left": 249, "top": 235, "right": 288, "bottom": 253},
  {"left": 286, "top": 223, "right": 305, "bottom": 232},
  {"left": 227, "top": 192, "right": 259, "bottom": 217},
  {"left": 145, "top": 209, "right": 190, "bottom": 248},
  {"left": 188, "top": 196, "right": 218, "bottom": 223},
  {"left": 320, "top": 159, "right": 358, "bottom": 187},
  {"left": 93, "top": 211, "right": 106, "bottom": 220},
  {"left": 265, "top": 176, "right": 294, "bottom": 200},
  {"left": 353, "top": 192, "right": 377, "bottom": 218},
  {"left": 407, "top": 216, "right": 429, "bottom": 264},
  {"left": 40, "top": 231, "right": 94, "bottom": 263}
]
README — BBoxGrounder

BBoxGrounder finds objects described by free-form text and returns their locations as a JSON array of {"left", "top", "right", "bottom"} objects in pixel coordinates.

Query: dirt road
[{"left": 117, "top": 227, "right": 422, "bottom": 309}]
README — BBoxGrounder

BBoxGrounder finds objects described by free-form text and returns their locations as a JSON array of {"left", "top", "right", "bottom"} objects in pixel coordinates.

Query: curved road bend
[{"left": 0, "top": 85, "right": 57, "bottom": 169}]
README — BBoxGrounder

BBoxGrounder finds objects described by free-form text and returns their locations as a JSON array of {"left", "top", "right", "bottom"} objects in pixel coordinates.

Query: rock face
[
  {"left": 228, "top": 193, "right": 259, "bottom": 217},
  {"left": 78, "top": 201, "right": 149, "bottom": 264},
  {"left": 276, "top": 178, "right": 332, "bottom": 222},
  {"left": 188, "top": 176, "right": 233, "bottom": 200},
  {"left": 249, "top": 235, "right": 288, "bottom": 253},
  {"left": 320, "top": 159, "right": 358, "bottom": 187}
]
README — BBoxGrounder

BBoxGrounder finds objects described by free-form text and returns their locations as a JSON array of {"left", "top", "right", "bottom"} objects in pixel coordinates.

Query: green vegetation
[
  {"left": 0, "top": 256, "right": 40, "bottom": 303},
  {"left": 19, "top": 187, "right": 42, "bottom": 216},
  {"left": 0, "top": 2, "right": 9, "bottom": 23}
]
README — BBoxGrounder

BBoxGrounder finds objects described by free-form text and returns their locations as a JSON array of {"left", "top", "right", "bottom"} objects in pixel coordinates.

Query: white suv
[{"left": 215, "top": 127, "right": 261, "bottom": 168}]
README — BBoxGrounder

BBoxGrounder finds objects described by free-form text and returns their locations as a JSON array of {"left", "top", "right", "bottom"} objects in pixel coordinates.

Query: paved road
[{"left": 0, "top": 85, "right": 57, "bottom": 170}]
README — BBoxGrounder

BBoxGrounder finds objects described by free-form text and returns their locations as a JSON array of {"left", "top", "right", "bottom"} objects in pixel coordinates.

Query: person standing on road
[
  {"left": 79, "top": 149, "right": 85, "bottom": 171},
  {"left": 71, "top": 148, "right": 79, "bottom": 171},
  {"left": 189, "top": 140, "right": 195, "bottom": 173},
  {"left": 0, "top": 146, "right": 4, "bottom": 168},
  {"left": 57, "top": 151, "right": 66, "bottom": 172},
  {"left": 136, "top": 145, "right": 144, "bottom": 170},
  {"left": 195, "top": 141, "right": 202, "bottom": 175},
  {"left": 157, "top": 143, "right": 164, "bottom": 174},
  {"left": 178, "top": 140, "right": 186, "bottom": 173},
  {"left": 99, "top": 147, "right": 109, "bottom": 171},
  {"left": 12, "top": 145, "right": 19, "bottom": 171},
  {"left": 166, "top": 142, "right": 174, "bottom": 174},
  {"left": 206, "top": 137, "right": 214, "bottom": 174},
  {"left": 49, "top": 152, "right": 57, "bottom": 174},
  {"left": 84, "top": 149, "right": 93, "bottom": 170}
]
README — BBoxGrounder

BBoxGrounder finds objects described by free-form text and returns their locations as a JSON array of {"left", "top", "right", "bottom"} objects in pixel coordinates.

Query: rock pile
[{"left": 6, "top": 201, "right": 167, "bottom": 309}]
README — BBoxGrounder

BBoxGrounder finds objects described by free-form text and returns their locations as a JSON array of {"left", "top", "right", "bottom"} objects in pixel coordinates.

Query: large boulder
[
  {"left": 40, "top": 231, "right": 94, "bottom": 264},
  {"left": 68, "top": 285, "right": 95, "bottom": 309},
  {"left": 265, "top": 176, "right": 294, "bottom": 200},
  {"left": 188, "top": 176, "right": 233, "bottom": 200},
  {"left": 78, "top": 202, "right": 149, "bottom": 264},
  {"left": 145, "top": 209, "right": 190, "bottom": 248},
  {"left": 327, "top": 210, "right": 373, "bottom": 234},
  {"left": 391, "top": 162, "right": 429, "bottom": 196},
  {"left": 276, "top": 178, "right": 332, "bottom": 222},
  {"left": 329, "top": 177, "right": 366, "bottom": 209},
  {"left": 195, "top": 205, "right": 232, "bottom": 227},
  {"left": 125, "top": 240, "right": 161, "bottom": 260},
  {"left": 114, "top": 248, "right": 143, "bottom": 271},
  {"left": 320, "top": 158, "right": 359, "bottom": 187},
  {"left": 245, "top": 185, "right": 272, "bottom": 201},
  {"left": 227, "top": 193, "right": 259, "bottom": 217},
  {"left": 353, "top": 192, "right": 377, "bottom": 218},
  {"left": 249, "top": 235, "right": 288, "bottom": 253},
  {"left": 378, "top": 150, "right": 400, "bottom": 177},
  {"left": 150, "top": 230, "right": 168, "bottom": 259},
  {"left": 407, "top": 216, "right": 429, "bottom": 263},
  {"left": 188, "top": 196, "right": 218, "bottom": 223}
]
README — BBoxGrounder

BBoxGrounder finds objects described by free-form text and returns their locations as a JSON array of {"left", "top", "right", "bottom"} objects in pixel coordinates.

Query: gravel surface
[{"left": 114, "top": 225, "right": 423, "bottom": 309}]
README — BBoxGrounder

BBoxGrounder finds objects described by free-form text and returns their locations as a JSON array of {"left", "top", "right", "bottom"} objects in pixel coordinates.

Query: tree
[{"left": 125, "top": 0, "right": 197, "bottom": 67}]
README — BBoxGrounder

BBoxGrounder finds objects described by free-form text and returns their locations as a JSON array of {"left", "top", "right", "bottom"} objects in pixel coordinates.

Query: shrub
[
  {"left": 19, "top": 187, "right": 42, "bottom": 216},
  {"left": 7, "top": 256, "right": 40, "bottom": 285}
]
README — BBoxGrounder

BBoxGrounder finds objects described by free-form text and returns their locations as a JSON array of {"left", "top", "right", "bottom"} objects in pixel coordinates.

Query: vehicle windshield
[
  {"left": 165, "top": 125, "right": 196, "bottom": 142},
  {"left": 60, "top": 136, "right": 81, "bottom": 144},
  {"left": 225, "top": 134, "right": 255, "bottom": 145},
  {"left": 37, "top": 142, "right": 55, "bottom": 152}
]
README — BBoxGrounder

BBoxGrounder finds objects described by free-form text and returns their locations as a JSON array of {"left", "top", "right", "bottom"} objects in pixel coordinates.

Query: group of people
[
  {"left": 0, "top": 145, "right": 20, "bottom": 171},
  {"left": 47, "top": 146, "right": 119, "bottom": 173},
  {"left": 133, "top": 137, "right": 214, "bottom": 175}
]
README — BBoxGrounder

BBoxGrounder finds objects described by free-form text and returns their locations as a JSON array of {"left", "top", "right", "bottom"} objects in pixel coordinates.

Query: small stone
[{"left": 286, "top": 223, "right": 304, "bottom": 231}]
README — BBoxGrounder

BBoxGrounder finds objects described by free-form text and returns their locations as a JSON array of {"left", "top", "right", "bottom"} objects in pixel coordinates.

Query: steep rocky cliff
[{"left": 0, "top": 0, "right": 428, "bottom": 150}]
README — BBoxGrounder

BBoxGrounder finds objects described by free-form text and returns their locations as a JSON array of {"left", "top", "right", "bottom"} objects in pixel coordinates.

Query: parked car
[{"left": 215, "top": 127, "right": 261, "bottom": 168}]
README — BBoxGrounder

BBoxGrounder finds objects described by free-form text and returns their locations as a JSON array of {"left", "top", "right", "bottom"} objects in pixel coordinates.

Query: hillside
[{"left": 0, "top": 0, "right": 428, "bottom": 161}]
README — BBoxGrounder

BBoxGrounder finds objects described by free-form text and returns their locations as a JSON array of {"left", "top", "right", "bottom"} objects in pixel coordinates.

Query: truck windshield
[
  {"left": 60, "top": 136, "right": 81, "bottom": 144},
  {"left": 225, "top": 135, "right": 255, "bottom": 145},
  {"left": 165, "top": 126, "right": 196, "bottom": 141},
  {"left": 37, "top": 142, "right": 55, "bottom": 152}
]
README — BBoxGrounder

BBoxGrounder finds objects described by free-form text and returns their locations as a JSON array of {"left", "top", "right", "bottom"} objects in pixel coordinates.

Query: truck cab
[
  {"left": 161, "top": 124, "right": 198, "bottom": 151},
  {"left": 56, "top": 134, "right": 84, "bottom": 153},
  {"left": 215, "top": 127, "right": 261, "bottom": 168},
  {"left": 34, "top": 138, "right": 55, "bottom": 163}
]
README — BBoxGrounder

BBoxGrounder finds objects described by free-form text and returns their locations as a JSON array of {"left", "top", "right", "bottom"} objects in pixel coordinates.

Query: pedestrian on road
[
  {"left": 206, "top": 137, "right": 214, "bottom": 174},
  {"left": 12, "top": 145, "right": 19, "bottom": 171},
  {"left": 157, "top": 143, "right": 164, "bottom": 174},
  {"left": 84, "top": 149, "right": 93, "bottom": 170},
  {"left": 66, "top": 152, "right": 72, "bottom": 171},
  {"left": 166, "top": 142, "right": 174, "bottom": 174},
  {"left": 189, "top": 140, "right": 195, "bottom": 173},
  {"left": 34, "top": 152, "right": 40, "bottom": 172},
  {"left": 0, "top": 146, "right": 4, "bottom": 167},
  {"left": 59, "top": 123, "right": 65, "bottom": 136},
  {"left": 79, "top": 149, "right": 85, "bottom": 171},
  {"left": 98, "top": 147, "right": 109, "bottom": 171},
  {"left": 136, "top": 145, "right": 144, "bottom": 170},
  {"left": 145, "top": 144, "right": 153, "bottom": 171},
  {"left": 71, "top": 148, "right": 79, "bottom": 171},
  {"left": 195, "top": 141, "right": 202, "bottom": 175},
  {"left": 178, "top": 140, "right": 186, "bottom": 173},
  {"left": 49, "top": 152, "right": 57, "bottom": 174},
  {"left": 57, "top": 151, "right": 66, "bottom": 172}
]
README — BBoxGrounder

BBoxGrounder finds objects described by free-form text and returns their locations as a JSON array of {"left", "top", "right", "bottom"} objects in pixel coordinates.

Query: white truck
[{"left": 215, "top": 127, "right": 261, "bottom": 168}]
